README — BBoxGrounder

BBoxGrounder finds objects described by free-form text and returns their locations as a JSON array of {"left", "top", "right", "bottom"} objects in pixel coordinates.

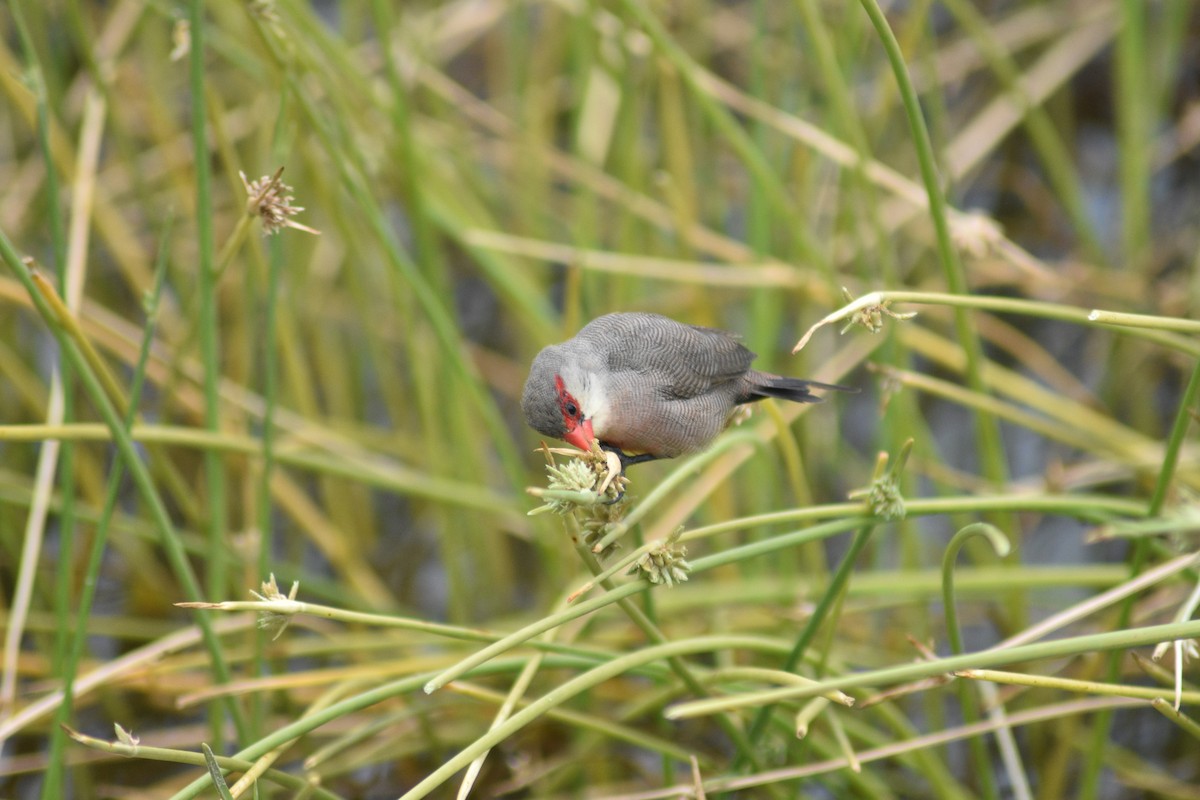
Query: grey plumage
[{"left": 521, "top": 312, "right": 850, "bottom": 460}]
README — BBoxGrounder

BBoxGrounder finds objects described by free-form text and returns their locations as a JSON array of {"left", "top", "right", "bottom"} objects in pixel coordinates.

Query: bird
[{"left": 521, "top": 312, "right": 853, "bottom": 467}]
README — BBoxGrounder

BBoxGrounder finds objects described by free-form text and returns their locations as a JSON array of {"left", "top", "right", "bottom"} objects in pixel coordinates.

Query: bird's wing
[{"left": 583, "top": 313, "right": 755, "bottom": 399}]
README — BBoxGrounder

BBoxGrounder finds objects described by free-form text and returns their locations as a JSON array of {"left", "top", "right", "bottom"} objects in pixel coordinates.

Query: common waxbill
[{"left": 521, "top": 312, "right": 852, "bottom": 466}]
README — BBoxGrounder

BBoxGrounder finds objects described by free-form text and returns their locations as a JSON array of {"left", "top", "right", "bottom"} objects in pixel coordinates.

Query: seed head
[{"left": 240, "top": 168, "right": 320, "bottom": 236}]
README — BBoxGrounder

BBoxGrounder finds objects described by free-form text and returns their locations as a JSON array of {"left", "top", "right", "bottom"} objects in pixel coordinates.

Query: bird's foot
[
  {"left": 595, "top": 449, "right": 624, "bottom": 499},
  {"left": 596, "top": 446, "right": 660, "bottom": 504},
  {"left": 601, "top": 444, "right": 661, "bottom": 470}
]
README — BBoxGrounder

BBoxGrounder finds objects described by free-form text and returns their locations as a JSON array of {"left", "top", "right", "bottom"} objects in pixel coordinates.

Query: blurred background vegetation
[{"left": 2, "top": 0, "right": 1199, "bottom": 797}]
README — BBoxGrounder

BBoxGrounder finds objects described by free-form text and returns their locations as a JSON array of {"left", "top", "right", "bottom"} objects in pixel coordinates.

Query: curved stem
[
  {"left": 941, "top": 523, "right": 1013, "bottom": 800},
  {"left": 942, "top": 523, "right": 1012, "bottom": 657}
]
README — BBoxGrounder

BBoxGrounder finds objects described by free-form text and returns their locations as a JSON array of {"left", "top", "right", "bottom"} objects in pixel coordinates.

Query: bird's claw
[
  {"left": 595, "top": 449, "right": 624, "bottom": 498},
  {"left": 595, "top": 445, "right": 663, "bottom": 504}
]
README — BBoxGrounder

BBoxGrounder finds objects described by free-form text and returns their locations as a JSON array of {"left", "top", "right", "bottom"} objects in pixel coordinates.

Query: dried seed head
[{"left": 239, "top": 169, "right": 320, "bottom": 236}]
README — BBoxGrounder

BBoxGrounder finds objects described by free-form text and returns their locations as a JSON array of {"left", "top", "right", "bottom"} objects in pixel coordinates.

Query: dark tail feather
[{"left": 739, "top": 377, "right": 856, "bottom": 405}]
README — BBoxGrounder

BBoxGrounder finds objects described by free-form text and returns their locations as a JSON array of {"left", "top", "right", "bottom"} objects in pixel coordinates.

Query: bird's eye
[{"left": 553, "top": 376, "right": 582, "bottom": 421}]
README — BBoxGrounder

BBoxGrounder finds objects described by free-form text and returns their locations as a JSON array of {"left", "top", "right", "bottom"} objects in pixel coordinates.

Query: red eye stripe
[{"left": 553, "top": 375, "right": 581, "bottom": 425}]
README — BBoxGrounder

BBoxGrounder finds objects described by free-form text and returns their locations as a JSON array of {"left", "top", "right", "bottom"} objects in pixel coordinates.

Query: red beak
[{"left": 563, "top": 418, "right": 595, "bottom": 451}]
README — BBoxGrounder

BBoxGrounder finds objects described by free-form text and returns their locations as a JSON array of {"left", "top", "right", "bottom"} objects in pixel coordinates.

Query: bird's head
[{"left": 521, "top": 346, "right": 600, "bottom": 452}]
